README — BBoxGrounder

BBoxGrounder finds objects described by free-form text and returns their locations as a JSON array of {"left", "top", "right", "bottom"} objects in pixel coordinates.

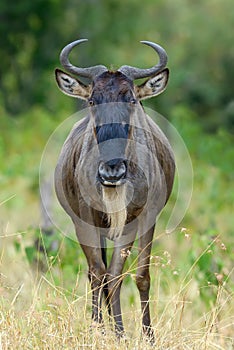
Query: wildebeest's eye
[
  {"left": 130, "top": 99, "right": 137, "bottom": 105},
  {"left": 89, "top": 99, "right": 95, "bottom": 106}
]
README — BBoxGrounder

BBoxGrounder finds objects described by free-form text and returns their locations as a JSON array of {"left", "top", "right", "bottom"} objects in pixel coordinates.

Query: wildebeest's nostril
[{"left": 98, "top": 159, "right": 127, "bottom": 185}]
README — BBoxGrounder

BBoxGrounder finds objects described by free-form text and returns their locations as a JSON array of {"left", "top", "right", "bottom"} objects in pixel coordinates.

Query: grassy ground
[
  {"left": 0, "top": 108, "right": 234, "bottom": 349},
  {"left": 0, "top": 228, "right": 233, "bottom": 349}
]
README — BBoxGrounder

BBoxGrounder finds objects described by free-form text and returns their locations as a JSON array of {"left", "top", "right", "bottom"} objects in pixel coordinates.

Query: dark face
[
  {"left": 89, "top": 72, "right": 137, "bottom": 187},
  {"left": 89, "top": 71, "right": 136, "bottom": 105}
]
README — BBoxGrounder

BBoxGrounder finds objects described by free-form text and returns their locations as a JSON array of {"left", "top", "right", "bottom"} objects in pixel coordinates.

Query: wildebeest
[{"left": 54, "top": 39, "right": 175, "bottom": 340}]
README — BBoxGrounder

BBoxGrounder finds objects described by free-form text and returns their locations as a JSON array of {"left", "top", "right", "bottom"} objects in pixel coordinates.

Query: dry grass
[{"left": 0, "top": 234, "right": 233, "bottom": 350}]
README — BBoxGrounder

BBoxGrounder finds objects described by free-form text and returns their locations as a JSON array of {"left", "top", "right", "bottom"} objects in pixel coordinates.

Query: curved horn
[
  {"left": 118, "top": 41, "right": 168, "bottom": 80},
  {"left": 59, "top": 39, "right": 108, "bottom": 79}
]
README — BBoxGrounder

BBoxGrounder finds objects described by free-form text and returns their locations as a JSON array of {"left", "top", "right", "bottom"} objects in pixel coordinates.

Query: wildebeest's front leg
[
  {"left": 107, "top": 239, "right": 135, "bottom": 336},
  {"left": 79, "top": 243, "right": 106, "bottom": 326},
  {"left": 136, "top": 225, "right": 155, "bottom": 341}
]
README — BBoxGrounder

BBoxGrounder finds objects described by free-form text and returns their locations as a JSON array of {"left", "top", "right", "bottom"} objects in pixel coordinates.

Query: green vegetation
[
  {"left": 1, "top": 0, "right": 234, "bottom": 132},
  {"left": 0, "top": 0, "right": 233, "bottom": 348}
]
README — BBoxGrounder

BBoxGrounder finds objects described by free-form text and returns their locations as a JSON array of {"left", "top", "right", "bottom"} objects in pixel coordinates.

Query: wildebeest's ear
[
  {"left": 55, "top": 68, "right": 91, "bottom": 100},
  {"left": 135, "top": 68, "right": 169, "bottom": 101}
]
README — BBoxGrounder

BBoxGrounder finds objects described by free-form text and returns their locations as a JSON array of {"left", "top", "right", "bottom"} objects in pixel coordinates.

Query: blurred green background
[
  {"left": 0, "top": 0, "right": 233, "bottom": 305},
  {"left": 1, "top": 0, "right": 234, "bottom": 127}
]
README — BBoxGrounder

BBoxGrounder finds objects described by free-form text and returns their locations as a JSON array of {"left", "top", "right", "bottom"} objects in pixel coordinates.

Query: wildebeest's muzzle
[
  {"left": 92, "top": 102, "right": 131, "bottom": 186},
  {"left": 96, "top": 122, "right": 129, "bottom": 186},
  {"left": 98, "top": 158, "right": 127, "bottom": 186}
]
